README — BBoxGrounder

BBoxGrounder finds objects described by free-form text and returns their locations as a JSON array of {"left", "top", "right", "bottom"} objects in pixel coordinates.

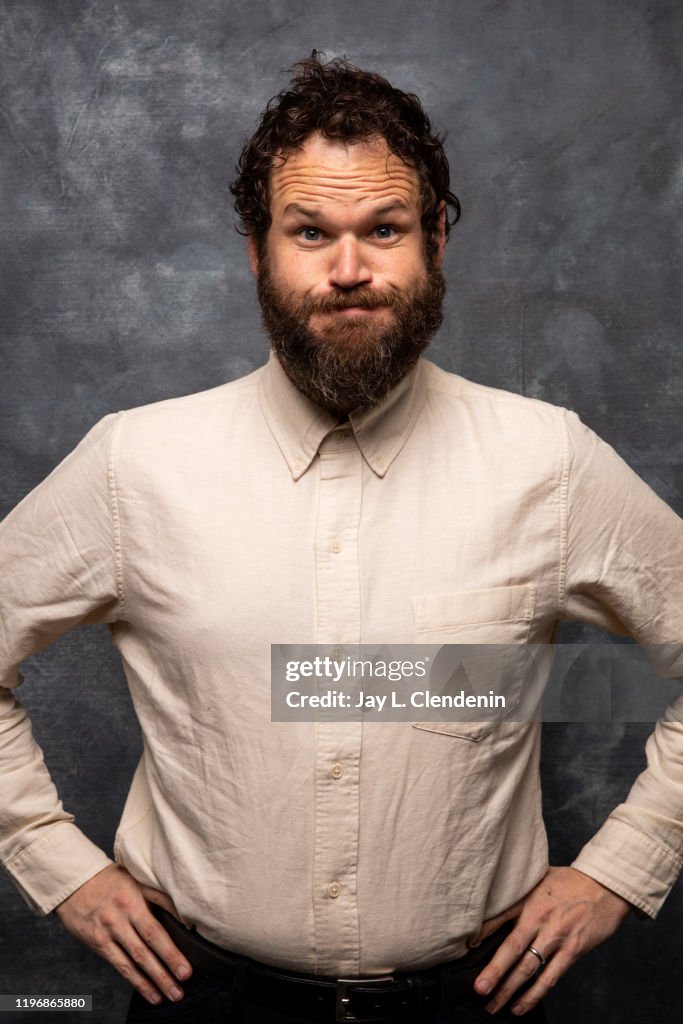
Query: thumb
[{"left": 140, "top": 885, "right": 183, "bottom": 922}]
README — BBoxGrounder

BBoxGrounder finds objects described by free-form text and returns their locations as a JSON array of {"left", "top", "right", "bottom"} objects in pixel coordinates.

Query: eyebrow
[
  {"left": 282, "top": 200, "right": 412, "bottom": 219},
  {"left": 374, "top": 200, "right": 412, "bottom": 216}
]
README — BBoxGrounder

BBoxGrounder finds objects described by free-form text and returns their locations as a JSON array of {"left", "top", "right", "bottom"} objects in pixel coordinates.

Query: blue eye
[
  {"left": 300, "top": 227, "right": 322, "bottom": 241},
  {"left": 374, "top": 225, "right": 396, "bottom": 239}
]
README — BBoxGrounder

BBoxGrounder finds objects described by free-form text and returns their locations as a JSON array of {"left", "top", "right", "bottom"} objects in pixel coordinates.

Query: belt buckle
[{"left": 336, "top": 976, "right": 394, "bottom": 1022}]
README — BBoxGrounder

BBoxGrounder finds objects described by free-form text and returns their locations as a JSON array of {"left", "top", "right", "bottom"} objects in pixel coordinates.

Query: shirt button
[
  {"left": 328, "top": 881, "right": 342, "bottom": 899},
  {"left": 331, "top": 540, "right": 342, "bottom": 554},
  {"left": 332, "top": 646, "right": 344, "bottom": 658},
  {"left": 330, "top": 763, "right": 344, "bottom": 780},
  {"left": 334, "top": 430, "right": 347, "bottom": 443}
]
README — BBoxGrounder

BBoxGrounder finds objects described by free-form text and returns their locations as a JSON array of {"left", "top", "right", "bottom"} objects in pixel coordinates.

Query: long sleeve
[
  {"left": 562, "top": 411, "right": 683, "bottom": 917},
  {"left": 0, "top": 414, "right": 123, "bottom": 914}
]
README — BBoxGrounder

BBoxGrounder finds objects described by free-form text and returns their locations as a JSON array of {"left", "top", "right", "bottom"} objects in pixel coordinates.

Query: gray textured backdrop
[{"left": 1, "top": 1, "right": 681, "bottom": 1022}]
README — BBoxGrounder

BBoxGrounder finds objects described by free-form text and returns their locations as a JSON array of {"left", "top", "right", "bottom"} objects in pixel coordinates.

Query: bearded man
[{"left": 1, "top": 54, "right": 683, "bottom": 1024}]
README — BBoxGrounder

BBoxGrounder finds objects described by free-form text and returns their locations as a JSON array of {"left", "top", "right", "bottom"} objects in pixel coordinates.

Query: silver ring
[{"left": 526, "top": 945, "right": 547, "bottom": 968}]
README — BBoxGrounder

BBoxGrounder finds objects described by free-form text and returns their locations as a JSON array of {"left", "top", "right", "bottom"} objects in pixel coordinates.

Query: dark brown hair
[{"left": 230, "top": 52, "right": 461, "bottom": 260}]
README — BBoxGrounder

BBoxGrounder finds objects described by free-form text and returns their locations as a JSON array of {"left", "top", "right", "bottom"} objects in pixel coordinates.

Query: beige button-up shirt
[{"left": 1, "top": 353, "right": 683, "bottom": 975}]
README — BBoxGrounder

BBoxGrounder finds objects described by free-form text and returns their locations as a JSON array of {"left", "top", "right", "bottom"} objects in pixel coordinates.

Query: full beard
[{"left": 256, "top": 259, "right": 446, "bottom": 417}]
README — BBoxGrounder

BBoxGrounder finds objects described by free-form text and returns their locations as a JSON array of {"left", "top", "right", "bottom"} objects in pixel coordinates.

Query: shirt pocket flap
[
  {"left": 413, "top": 584, "right": 535, "bottom": 636},
  {"left": 411, "top": 584, "right": 535, "bottom": 741}
]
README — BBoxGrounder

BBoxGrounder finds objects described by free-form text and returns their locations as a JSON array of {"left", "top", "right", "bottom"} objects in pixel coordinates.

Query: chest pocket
[{"left": 411, "top": 584, "right": 536, "bottom": 741}]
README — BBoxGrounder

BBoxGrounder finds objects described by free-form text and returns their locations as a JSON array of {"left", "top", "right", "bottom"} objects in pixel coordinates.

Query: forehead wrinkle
[
  {"left": 271, "top": 167, "right": 419, "bottom": 210},
  {"left": 272, "top": 161, "right": 416, "bottom": 186},
  {"left": 277, "top": 188, "right": 416, "bottom": 211},
  {"left": 269, "top": 137, "right": 420, "bottom": 211}
]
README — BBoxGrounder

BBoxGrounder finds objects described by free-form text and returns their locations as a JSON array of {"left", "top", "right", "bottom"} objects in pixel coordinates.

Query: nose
[{"left": 329, "top": 235, "right": 372, "bottom": 290}]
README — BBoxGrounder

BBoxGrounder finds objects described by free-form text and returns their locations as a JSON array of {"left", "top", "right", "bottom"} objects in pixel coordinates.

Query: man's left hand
[{"left": 472, "top": 866, "right": 632, "bottom": 1016}]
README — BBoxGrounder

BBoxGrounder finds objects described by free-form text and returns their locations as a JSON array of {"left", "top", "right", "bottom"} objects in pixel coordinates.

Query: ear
[
  {"left": 433, "top": 201, "right": 447, "bottom": 267},
  {"left": 247, "top": 234, "right": 259, "bottom": 277}
]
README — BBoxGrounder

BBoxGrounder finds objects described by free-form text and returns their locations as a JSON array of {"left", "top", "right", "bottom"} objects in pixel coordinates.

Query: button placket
[{"left": 312, "top": 440, "right": 363, "bottom": 974}]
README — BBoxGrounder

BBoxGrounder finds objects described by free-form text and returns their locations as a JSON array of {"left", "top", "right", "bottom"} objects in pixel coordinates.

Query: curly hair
[{"left": 230, "top": 52, "right": 461, "bottom": 261}]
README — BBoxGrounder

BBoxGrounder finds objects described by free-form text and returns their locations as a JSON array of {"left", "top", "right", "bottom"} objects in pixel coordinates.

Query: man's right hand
[{"left": 55, "top": 864, "right": 193, "bottom": 1006}]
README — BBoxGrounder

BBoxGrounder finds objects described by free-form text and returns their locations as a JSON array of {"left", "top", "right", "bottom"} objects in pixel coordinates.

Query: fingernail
[
  {"left": 176, "top": 964, "right": 190, "bottom": 980},
  {"left": 477, "top": 979, "right": 491, "bottom": 995},
  {"left": 149, "top": 993, "right": 162, "bottom": 1005},
  {"left": 169, "top": 986, "right": 183, "bottom": 1001},
  {"left": 511, "top": 1005, "right": 524, "bottom": 1016}
]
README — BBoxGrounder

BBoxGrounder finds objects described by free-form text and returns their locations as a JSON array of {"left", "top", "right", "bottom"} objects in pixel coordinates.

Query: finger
[
  {"left": 505, "top": 950, "right": 574, "bottom": 1017},
  {"left": 99, "top": 937, "right": 175, "bottom": 1006},
  {"left": 470, "top": 899, "right": 524, "bottom": 946},
  {"left": 483, "top": 946, "right": 554, "bottom": 1015},
  {"left": 474, "top": 926, "right": 539, "bottom": 995},
  {"left": 130, "top": 907, "right": 192, "bottom": 983},
  {"left": 114, "top": 921, "right": 188, "bottom": 1004},
  {"left": 140, "top": 885, "right": 183, "bottom": 921}
]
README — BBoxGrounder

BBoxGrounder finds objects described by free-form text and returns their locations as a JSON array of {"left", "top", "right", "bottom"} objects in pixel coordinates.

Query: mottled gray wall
[{"left": 1, "top": 1, "right": 681, "bottom": 1021}]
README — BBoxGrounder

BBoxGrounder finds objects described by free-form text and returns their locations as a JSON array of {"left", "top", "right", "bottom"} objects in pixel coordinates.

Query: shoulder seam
[
  {"left": 558, "top": 410, "right": 571, "bottom": 613},
  {"left": 107, "top": 412, "right": 126, "bottom": 615},
  {"left": 425, "top": 378, "right": 561, "bottom": 413},
  {"left": 119, "top": 375, "right": 261, "bottom": 423}
]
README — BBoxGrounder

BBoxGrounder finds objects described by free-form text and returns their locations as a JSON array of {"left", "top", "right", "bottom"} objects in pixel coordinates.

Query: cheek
[
  {"left": 382, "top": 255, "right": 428, "bottom": 290},
  {"left": 268, "top": 247, "right": 319, "bottom": 290}
]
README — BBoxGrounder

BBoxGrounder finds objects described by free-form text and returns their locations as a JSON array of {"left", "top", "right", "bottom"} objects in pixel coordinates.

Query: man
[{"left": 1, "top": 54, "right": 682, "bottom": 1023}]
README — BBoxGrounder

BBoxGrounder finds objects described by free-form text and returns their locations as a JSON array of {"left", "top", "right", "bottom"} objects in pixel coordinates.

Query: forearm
[
  {"left": 0, "top": 686, "right": 113, "bottom": 913},
  {"left": 572, "top": 699, "right": 683, "bottom": 917}
]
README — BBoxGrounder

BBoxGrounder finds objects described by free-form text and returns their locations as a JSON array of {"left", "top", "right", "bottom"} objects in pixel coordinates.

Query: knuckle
[
  {"left": 483, "top": 967, "right": 502, "bottom": 986},
  {"left": 139, "top": 924, "right": 160, "bottom": 947},
  {"left": 89, "top": 929, "right": 109, "bottom": 954},
  {"left": 113, "top": 890, "right": 133, "bottom": 911},
  {"left": 116, "top": 960, "right": 135, "bottom": 981},
  {"left": 129, "top": 943, "right": 149, "bottom": 965},
  {"left": 519, "top": 982, "right": 543, "bottom": 1006},
  {"left": 497, "top": 983, "right": 515, "bottom": 1003},
  {"left": 563, "top": 936, "right": 582, "bottom": 959},
  {"left": 98, "top": 911, "right": 116, "bottom": 931},
  {"left": 508, "top": 938, "right": 528, "bottom": 960}
]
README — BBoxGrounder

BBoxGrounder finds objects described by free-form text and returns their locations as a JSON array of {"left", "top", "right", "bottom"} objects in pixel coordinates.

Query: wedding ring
[{"left": 525, "top": 945, "right": 547, "bottom": 968}]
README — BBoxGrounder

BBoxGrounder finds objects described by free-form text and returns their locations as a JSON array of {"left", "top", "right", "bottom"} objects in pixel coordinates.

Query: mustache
[{"left": 302, "top": 288, "right": 397, "bottom": 314}]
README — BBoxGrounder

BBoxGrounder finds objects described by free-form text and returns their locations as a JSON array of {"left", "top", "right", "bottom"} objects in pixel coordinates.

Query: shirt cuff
[
  {"left": 4, "top": 823, "right": 114, "bottom": 916},
  {"left": 571, "top": 815, "right": 683, "bottom": 919}
]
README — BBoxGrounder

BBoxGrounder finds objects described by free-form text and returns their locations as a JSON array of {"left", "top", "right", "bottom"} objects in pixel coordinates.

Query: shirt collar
[{"left": 258, "top": 350, "right": 428, "bottom": 480}]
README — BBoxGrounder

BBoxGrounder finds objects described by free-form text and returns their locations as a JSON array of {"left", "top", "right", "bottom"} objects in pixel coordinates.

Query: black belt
[{"left": 152, "top": 905, "right": 512, "bottom": 1022}]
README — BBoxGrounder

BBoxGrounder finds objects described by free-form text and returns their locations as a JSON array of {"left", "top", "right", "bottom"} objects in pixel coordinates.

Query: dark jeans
[{"left": 126, "top": 966, "right": 548, "bottom": 1023}]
